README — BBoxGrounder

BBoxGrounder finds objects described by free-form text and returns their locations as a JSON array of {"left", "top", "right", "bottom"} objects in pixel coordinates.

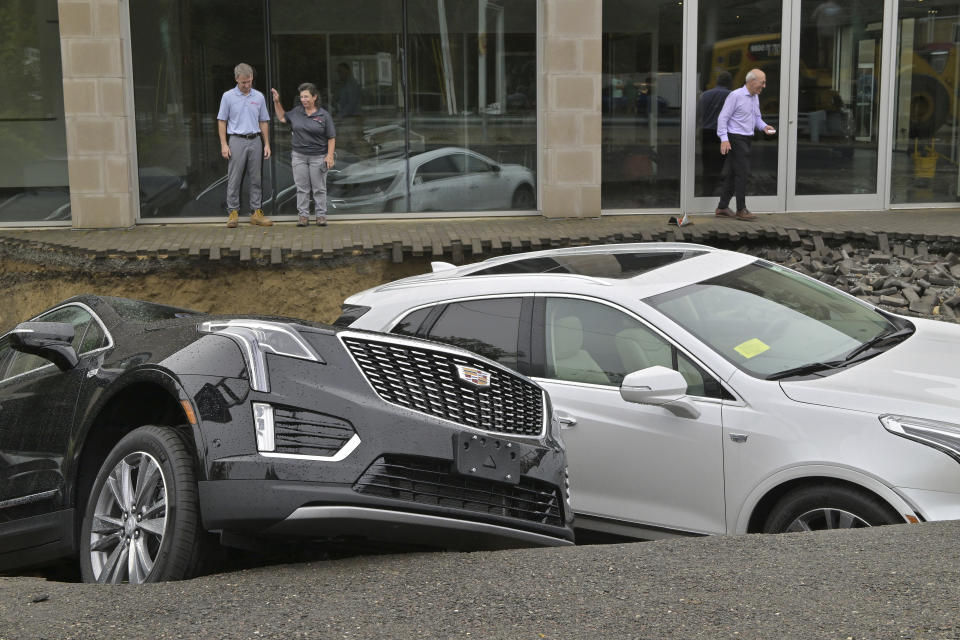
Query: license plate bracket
[{"left": 454, "top": 432, "right": 542, "bottom": 485}]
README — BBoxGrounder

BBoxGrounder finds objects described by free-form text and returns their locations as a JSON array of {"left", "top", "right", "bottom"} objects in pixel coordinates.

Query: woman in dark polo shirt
[{"left": 270, "top": 83, "right": 336, "bottom": 226}]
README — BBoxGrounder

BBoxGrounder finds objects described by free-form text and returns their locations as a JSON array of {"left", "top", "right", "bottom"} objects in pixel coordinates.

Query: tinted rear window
[
  {"left": 467, "top": 251, "right": 703, "bottom": 279},
  {"left": 426, "top": 298, "right": 523, "bottom": 370}
]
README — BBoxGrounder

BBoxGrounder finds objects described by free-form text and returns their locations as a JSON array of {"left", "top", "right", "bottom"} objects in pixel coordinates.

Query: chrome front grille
[
  {"left": 354, "top": 455, "right": 564, "bottom": 526},
  {"left": 272, "top": 407, "right": 356, "bottom": 457},
  {"left": 341, "top": 335, "right": 545, "bottom": 436}
]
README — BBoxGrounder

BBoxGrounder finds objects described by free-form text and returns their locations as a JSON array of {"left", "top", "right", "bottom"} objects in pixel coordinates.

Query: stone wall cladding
[
  {"left": 541, "top": 0, "right": 602, "bottom": 218},
  {"left": 58, "top": 0, "right": 134, "bottom": 228}
]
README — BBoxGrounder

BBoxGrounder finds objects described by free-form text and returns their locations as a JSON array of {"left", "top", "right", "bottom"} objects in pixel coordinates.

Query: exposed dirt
[{"left": 0, "top": 251, "right": 433, "bottom": 332}]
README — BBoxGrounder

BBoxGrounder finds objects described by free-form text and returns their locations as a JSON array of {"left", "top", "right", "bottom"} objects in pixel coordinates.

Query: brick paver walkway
[{"left": 0, "top": 209, "right": 958, "bottom": 265}]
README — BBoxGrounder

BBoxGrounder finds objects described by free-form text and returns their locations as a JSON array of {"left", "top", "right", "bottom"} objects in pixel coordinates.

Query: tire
[
  {"left": 511, "top": 185, "right": 535, "bottom": 210},
  {"left": 907, "top": 75, "right": 950, "bottom": 139},
  {"left": 762, "top": 484, "right": 901, "bottom": 534},
  {"left": 79, "top": 425, "right": 205, "bottom": 583}
]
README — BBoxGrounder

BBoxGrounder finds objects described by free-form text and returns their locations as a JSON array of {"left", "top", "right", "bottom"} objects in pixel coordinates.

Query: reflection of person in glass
[
  {"left": 271, "top": 83, "right": 336, "bottom": 227},
  {"left": 334, "top": 62, "right": 362, "bottom": 153},
  {"left": 697, "top": 71, "right": 732, "bottom": 196},
  {"left": 335, "top": 63, "right": 361, "bottom": 117},
  {"left": 812, "top": 0, "right": 844, "bottom": 68},
  {"left": 715, "top": 68, "right": 776, "bottom": 221},
  {"left": 217, "top": 63, "right": 272, "bottom": 228}
]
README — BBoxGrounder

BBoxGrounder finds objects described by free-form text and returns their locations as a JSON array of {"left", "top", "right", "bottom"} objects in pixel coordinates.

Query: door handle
[
  {"left": 729, "top": 433, "right": 749, "bottom": 443},
  {"left": 556, "top": 413, "right": 578, "bottom": 429}
]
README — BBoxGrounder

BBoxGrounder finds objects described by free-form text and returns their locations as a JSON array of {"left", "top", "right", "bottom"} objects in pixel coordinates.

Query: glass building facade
[
  {"left": 128, "top": 0, "right": 537, "bottom": 219},
  {"left": 3, "top": 0, "right": 960, "bottom": 225},
  {"left": 0, "top": 0, "right": 70, "bottom": 224}
]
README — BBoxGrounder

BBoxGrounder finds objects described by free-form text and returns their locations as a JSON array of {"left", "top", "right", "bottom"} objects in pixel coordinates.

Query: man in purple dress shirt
[{"left": 715, "top": 68, "right": 776, "bottom": 221}]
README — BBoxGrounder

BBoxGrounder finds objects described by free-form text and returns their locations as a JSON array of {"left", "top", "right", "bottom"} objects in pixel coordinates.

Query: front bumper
[
  {"left": 199, "top": 479, "right": 573, "bottom": 549},
  {"left": 183, "top": 345, "right": 573, "bottom": 548}
]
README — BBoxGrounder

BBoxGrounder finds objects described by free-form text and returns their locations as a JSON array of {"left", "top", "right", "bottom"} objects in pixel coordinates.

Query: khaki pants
[{"left": 226, "top": 135, "right": 263, "bottom": 212}]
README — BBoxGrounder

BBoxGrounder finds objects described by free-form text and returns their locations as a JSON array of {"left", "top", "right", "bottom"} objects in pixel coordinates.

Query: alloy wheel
[
  {"left": 88, "top": 451, "right": 168, "bottom": 584},
  {"left": 784, "top": 507, "right": 870, "bottom": 532}
]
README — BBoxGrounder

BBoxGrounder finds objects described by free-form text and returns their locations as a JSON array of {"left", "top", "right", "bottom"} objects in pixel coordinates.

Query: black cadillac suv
[{"left": 0, "top": 295, "right": 573, "bottom": 583}]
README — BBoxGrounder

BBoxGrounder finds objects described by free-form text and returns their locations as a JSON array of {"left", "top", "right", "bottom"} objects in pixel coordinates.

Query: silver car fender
[{"left": 731, "top": 463, "right": 920, "bottom": 534}]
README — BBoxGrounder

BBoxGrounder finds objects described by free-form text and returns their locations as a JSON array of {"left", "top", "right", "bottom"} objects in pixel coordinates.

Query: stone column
[
  {"left": 58, "top": 0, "right": 135, "bottom": 228},
  {"left": 540, "top": 0, "right": 602, "bottom": 218}
]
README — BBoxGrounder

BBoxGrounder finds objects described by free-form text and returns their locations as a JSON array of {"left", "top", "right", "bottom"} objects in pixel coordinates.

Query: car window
[
  {"left": 463, "top": 155, "right": 493, "bottom": 174},
  {"left": 78, "top": 318, "right": 106, "bottom": 353},
  {"left": 416, "top": 155, "right": 460, "bottom": 183},
  {"left": 424, "top": 298, "right": 523, "bottom": 370},
  {"left": 391, "top": 307, "right": 433, "bottom": 337},
  {"left": 646, "top": 261, "right": 897, "bottom": 378},
  {"left": 543, "top": 297, "right": 725, "bottom": 398},
  {"left": 467, "top": 251, "right": 704, "bottom": 278},
  {"left": 0, "top": 337, "right": 14, "bottom": 380},
  {"left": 3, "top": 305, "right": 104, "bottom": 380}
]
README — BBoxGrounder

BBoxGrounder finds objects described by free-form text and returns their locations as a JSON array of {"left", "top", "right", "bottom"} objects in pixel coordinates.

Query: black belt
[{"left": 231, "top": 132, "right": 260, "bottom": 139}]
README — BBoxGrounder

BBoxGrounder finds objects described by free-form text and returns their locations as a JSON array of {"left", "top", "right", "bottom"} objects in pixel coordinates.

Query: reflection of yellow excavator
[
  {"left": 709, "top": 31, "right": 960, "bottom": 140},
  {"left": 707, "top": 33, "right": 842, "bottom": 117},
  {"left": 903, "top": 42, "right": 958, "bottom": 138}
]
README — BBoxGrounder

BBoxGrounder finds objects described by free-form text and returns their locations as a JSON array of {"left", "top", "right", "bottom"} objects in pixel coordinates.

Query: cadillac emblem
[{"left": 454, "top": 364, "right": 492, "bottom": 387}]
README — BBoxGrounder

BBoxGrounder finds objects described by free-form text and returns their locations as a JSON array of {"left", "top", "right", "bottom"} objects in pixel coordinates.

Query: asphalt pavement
[{"left": 2, "top": 521, "right": 959, "bottom": 639}]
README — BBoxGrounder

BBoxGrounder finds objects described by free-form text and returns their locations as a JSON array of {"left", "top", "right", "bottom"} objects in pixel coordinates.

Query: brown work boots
[
  {"left": 715, "top": 207, "right": 756, "bottom": 221},
  {"left": 250, "top": 209, "right": 273, "bottom": 226},
  {"left": 228, "top": 209, "right": 274, "bottom": 227}
]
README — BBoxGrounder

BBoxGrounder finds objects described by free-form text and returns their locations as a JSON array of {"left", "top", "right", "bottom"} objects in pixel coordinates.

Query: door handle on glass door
[{"left": 556, "top": 412, "right": 577, "bottom": 429}]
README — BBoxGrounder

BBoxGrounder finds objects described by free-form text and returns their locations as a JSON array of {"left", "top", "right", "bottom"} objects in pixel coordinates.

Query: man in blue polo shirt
[{"left": 217, "top": 63, "right": 273, "bottom": 228}]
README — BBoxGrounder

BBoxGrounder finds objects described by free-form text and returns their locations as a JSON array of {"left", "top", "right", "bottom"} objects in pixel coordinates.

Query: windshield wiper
[
  {"left": 766, "top": 360, "right": 845, "bottom": 381},
  {"left": 841, "top": 326, "right": 915, "bottom": 363}
]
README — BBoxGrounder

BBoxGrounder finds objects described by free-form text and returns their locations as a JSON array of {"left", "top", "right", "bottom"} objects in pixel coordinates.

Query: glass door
[
  {"left": 786, "top": 0, "right": 890, "bottom": 210},
  {"left": 686, "top": 0, "right": 787, "bottom": 214},
  {"left": 685, "top": 0, "right": 893, "bottom": 214}
]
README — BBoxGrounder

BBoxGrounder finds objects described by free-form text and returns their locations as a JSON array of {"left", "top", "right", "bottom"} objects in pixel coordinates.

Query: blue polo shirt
[{"left": 217, "top": 86, "right": 269, "bottom": 135}]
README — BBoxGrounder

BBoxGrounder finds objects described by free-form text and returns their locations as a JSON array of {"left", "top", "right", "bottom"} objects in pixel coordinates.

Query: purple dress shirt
[{"left": 716, "top": 86, "right": 768, "bottom": 141}]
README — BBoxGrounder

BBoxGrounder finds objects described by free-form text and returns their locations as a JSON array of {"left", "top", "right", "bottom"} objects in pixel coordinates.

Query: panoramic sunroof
[{"left": 466, "top": 250, "right": 705, "bottom": 279}]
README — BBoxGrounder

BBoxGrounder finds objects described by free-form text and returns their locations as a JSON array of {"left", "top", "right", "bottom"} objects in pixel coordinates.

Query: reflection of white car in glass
[
  {"left": 0, "top": 168, "right": 187, "bottom": 222},
  {"left": 341, "top": 243, "right": 960, "bottom": 540},
  {"left": 328, "top": 147, "right": 536, "bottom": 214}
]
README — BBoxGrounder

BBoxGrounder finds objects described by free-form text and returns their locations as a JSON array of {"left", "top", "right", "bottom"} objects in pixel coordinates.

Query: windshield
[{"left": 645, "top": 261, "right": 902, "bottom": 378}]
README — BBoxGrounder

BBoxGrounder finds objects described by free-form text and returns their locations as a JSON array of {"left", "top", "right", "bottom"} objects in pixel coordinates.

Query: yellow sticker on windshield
[{"left": 734, "top": 338, "right": 770, "bottom": 359}]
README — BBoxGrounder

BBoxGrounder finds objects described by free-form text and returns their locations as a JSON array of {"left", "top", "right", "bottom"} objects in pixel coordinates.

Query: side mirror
[
  {"left": 492, "top": 164, "right": 501, "bottom": 173},
  {"left": 8, "top": 322, "right": 79, "bottom": 371},
  {"left": 619, "top": 365, "right": 701, "bottom": 419}
]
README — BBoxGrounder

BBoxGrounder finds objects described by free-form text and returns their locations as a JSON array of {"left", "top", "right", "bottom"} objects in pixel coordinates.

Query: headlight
[
  {"left": 881, "top": 414, "right": 960, "bottom": 463},
  {"left": 200, "top": 320, "right": 323, "bottom": 392}
]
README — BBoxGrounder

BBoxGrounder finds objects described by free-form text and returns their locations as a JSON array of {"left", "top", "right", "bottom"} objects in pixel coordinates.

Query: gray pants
[
  {"left": 226, "top": 135, "right": 263, "bottom": 212},
  {"left": 291, "top": 151, "right": 328, "bottom": 218}
]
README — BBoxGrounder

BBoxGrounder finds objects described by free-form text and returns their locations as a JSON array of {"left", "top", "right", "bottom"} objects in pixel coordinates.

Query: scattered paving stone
[
  {"left": 756, "top": 237, "right": 960, "bottom": 323},
  {"left": 880, "top": 294, "right": 908, "bottom": 307},
  {"left": 878, "top": 233, "right": 890, "bottom": 254},
  {"left": 910, "top": 293, "right": 939, "bottom": 315}
]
